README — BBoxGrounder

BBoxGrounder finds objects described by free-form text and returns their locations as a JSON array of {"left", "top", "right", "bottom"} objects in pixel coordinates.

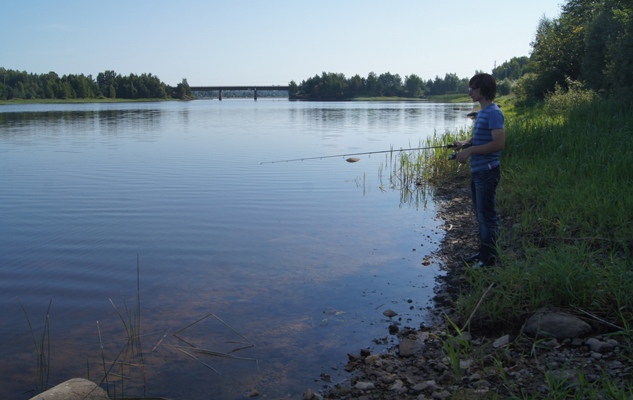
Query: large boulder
[
  {"left": 524, "top": 310, "right": 592, "bottom": 340},
  {"left": 30, "top": 378, "right": 108, "bottom": 400}
]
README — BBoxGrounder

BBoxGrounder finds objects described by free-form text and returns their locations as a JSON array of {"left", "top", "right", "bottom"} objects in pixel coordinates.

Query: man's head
[{"left": 469, "top": 73, "right": 497, "bottom": 101}]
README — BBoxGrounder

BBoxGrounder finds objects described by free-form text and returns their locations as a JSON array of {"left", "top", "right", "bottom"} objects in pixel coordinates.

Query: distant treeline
[
  {"left": 291, "top": 0, "right": 633, "bottom": 102},
  {"left": 0, "top": 69, "right": 192, "bottom": 100},
  {"left": 6, "top": 0, "right": 631, "bottom": 105},
  {"left": 288, "top": 57, "right": 529, "bottom": 100}
]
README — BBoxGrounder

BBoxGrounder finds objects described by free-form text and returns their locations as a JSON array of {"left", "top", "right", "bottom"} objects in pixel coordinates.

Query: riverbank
[
  {"left": 0, "top": 94, "right": 479, "bottom": 105},
  {"left": 308, "top": 96, "right": 633, "bottom": 399},
  {"left": 309, "top": 177, "right": 632, "bottom": 399}
]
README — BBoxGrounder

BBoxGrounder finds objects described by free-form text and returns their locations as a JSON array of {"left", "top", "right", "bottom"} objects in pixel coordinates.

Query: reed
[
  {"left": 381, "top": 131, "right": 472, "bottom": 208},
  {"left": 17, "top": 298, "right": 52, "bottom": 396},
  {"left": 97, "top": 257, "right": 147, "bottom": 398}
]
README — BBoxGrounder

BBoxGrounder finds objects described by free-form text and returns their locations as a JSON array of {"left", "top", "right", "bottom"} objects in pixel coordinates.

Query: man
[{"left": 454, "top": 73, "right": 505, "bottom": 266}]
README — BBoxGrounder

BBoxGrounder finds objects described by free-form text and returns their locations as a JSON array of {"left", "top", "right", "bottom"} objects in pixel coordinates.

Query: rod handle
[{"left": 448, "top": 143, "right": 472, "bottom": 160}]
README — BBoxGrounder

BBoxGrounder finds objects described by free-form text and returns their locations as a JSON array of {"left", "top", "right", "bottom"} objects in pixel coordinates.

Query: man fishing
[{"left": 453, "top": 73, "right": 505, "bottom": 267}]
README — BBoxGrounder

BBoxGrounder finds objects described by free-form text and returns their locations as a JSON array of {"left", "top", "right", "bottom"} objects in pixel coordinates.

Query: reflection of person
[{"left": 453, "top": 73, "right": 505, "bottom": 266}]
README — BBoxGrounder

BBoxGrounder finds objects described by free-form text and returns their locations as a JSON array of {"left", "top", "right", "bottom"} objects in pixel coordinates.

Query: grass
[
  {"left": 19, "top": 257, "right": 257, "bottom": 398},
  {"left": 17, "top": 299, "right": 52, "bottom": 396},
  {"left": 403, "top": 96, "right": 633, "bottom": 330},
  {"left": 392, "top": 94, "right": 633, "bottom": 398},
  {"left": 96, "top": 257, "right": 147, "bottom": 398}
]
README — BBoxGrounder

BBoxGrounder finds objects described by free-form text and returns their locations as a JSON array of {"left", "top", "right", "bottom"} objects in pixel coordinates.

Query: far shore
[{"left": 0, "top": 94, "right": 475, "bottom": 106}]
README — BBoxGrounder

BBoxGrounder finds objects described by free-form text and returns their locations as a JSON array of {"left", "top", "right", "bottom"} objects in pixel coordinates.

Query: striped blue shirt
[{"left": 470, "top": 104, "right": 504, "bottom": 172}]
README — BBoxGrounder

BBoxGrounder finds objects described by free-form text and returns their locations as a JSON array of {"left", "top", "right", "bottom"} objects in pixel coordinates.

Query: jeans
[{"left": 470, "top": 167, "right": 501, "bottom": 261}]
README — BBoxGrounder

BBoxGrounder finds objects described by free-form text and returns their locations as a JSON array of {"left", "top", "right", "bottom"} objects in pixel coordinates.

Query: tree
[
  {"left": 598, "top": 1, "right": 633, "bottom": 95},
  {"left": 524, "top": 0, "right": 633, "bottom": 100},
  {"left": 376, "top": 72, "right": 402, "bottom": 97},
  {"left": 366, "top": 72, "right": 378, "bottom": 96},
  {"left": 174, "top": 78, "right": 192, "bottom": 100},
  {"left": 404, "top": 74, "right": 425, "bottom": 97},
  {"left": 346, "top": 74, "right": 365, "bottom": 98},
  {"left": 493, "top": 56, "right": 530, "bottom": 80},
  {"left": 97, "top": 70, "right": 118, "bottom": 98}
]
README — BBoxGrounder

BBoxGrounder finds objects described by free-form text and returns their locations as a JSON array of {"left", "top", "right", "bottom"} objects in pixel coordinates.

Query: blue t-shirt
[{"left": 470, "top": 104, "right": 504, "bottom": 172}]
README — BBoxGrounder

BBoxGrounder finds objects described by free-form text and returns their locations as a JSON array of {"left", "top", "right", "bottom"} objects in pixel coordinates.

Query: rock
[
  {"left": 399, "top": 337, "right": 423, "bottom": 357},
  {"left": 586, "top": 337, "right": 617, "bottom": 353},
  {"left": 29, "top": 378, "right": 108, "bottom": 400},
  {"left": 493, "top": 334, "right": 510, "bottom": 348},
  {"left": 459, "top": 359, "right": 472, "bottom": 371},
  {"left": 354, "top": 381, "right": 376, "bottom": 390},
  {"left": 390, "top": 379, "right": 404, "bottom": 391},
  {"left": 383, "top": 309, "right": 398, "bottom": 318},
  {"left": 364, "top": 354, "right": 381, "bottom": 364},
  {"left": 303, "top": 389, "right": 323, "bottom": 399},
  {"left": 524, "top": 310, "right": 592, "bottom": 339}
]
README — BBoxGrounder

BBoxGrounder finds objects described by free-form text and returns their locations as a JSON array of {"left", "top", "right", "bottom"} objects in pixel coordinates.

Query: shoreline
[
  {"left": 308, "top": 179, "right": 481, "bottom": 399},
  {"left": 310, "top": 178, "right": 630, "bottom": 399}
]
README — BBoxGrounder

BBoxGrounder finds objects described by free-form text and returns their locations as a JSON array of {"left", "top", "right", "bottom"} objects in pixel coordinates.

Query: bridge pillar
[
  {"left": 254, "top": 88, "right": 258, "bottom": 101},
  {"left": 219, "top": 90, "right": 222, "bottom": 101}
]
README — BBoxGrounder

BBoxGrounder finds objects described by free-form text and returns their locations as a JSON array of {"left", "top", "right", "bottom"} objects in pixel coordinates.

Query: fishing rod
[{"left": 261, "top": 144, "right": 459, "bottom": 164}]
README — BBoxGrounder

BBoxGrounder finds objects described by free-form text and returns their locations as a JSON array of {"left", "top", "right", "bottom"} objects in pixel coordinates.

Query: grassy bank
[
  {"left": 383, "top": 96, "right": 633, "bottom": 397},
  {"left": 458, "top": 99, "right": 633, "bottom": 332},
  {"left": 397, "top": 96, "right": 633, "bottom": 332}
]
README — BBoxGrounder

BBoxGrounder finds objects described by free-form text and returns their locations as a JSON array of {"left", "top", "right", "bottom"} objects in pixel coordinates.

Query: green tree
[
  {"left": 175, "top": 78, "right": 192, "bottom": 99},
  {"left": 346, "top": 74, "right": 365, "bottom": 98},
  {"left": 601, "top": 1, "right": 633, "bottom": 95},
  {"left": 288, "top": 80, "right": 298, "bottom": 98},
  {"left": 376, "top": 72, "right": 402, "bottom": 96},
  {"left": 366, "top": 72, "right": 378, "bottom": 96},
  {"left": 97, "top": 70, "right": 118, "bottom": 98},
  {"left": 493, "top": 56, "right": 530, "bottom": 80},
  {"left": 404, "top": 74, "right": 425, "bottom": 97}
]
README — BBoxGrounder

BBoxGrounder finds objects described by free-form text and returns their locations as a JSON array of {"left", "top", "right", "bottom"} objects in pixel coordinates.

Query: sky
[{"left": 1, "top": 0, "right": 563, "bottom": 87}]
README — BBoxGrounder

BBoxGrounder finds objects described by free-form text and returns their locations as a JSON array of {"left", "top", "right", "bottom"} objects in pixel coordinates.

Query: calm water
[{"left": 0, "top": 99, "right": 473, "bottom": 399}]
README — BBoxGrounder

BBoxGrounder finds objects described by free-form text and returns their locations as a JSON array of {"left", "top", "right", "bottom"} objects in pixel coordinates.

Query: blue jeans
[{"left": 470, "top": 167, "right": 501, "bottom": 261}]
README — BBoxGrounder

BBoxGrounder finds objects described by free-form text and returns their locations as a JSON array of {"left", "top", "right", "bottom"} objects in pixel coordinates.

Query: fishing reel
[{"left": 448, "top": 143, "right": 471, "bottom": 160}]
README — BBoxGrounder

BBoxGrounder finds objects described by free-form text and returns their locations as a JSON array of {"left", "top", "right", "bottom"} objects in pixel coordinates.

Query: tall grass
[
  {"left": 410, "top": 98, "right": 633, "bottom": 329},
  {"left": 17, "top": 299, "right": 52, "bottom": 396},
  {"left": 97, "top": 258, "right": 147, "bottom": 398},
  {"left": 406, "top": 95, "right": 633, "bottom": 397}
]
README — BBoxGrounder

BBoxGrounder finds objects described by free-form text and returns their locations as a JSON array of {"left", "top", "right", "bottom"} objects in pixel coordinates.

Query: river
[{"left": 0, "top": 99, "right": 473, "bottom": 399}]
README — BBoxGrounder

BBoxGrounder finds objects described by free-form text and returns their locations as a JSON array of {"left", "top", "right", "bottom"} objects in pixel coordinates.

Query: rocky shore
[{"left": 305, "top": 182, "right": 632, "bottom": 399}]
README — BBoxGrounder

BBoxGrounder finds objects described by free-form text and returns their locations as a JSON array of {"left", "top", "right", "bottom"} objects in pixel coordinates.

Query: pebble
[{"left": 355, "top": 381, "right": 375, "bottom": 390}]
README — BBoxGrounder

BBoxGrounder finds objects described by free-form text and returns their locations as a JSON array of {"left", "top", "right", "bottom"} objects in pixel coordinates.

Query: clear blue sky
[{"left": 2, "top": 0, "right": 562, "bottom": 86}]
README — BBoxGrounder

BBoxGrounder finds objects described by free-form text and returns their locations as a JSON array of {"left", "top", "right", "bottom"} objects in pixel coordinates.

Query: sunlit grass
[{"left": 398, "top": 96, "right": 633, "bottom": 397}]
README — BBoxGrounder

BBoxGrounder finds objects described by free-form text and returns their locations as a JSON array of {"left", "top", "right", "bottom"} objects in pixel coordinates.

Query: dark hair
[{"left": 469, "top": 73, "right": 497, "bottom": 101}]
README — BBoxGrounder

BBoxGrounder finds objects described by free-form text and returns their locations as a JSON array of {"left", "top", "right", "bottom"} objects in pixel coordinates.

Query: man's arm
[{"left": 455, "top": 128, "right": 505, "bottom": 163}]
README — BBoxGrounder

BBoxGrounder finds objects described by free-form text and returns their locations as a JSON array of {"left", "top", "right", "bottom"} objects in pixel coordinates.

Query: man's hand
[{"left": 455, "top": 147, "right": 472, "bottom": 163}]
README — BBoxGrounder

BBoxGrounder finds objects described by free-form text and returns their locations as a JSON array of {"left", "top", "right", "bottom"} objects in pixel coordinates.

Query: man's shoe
[
  {"left": 477, "top": 256, "right": 497, "bottom": 267},
  {"left": 463, "top": 253, "right": 481, "bottom": 263}
]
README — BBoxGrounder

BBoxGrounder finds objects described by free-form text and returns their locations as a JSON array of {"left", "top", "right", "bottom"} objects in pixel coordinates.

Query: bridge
[{"left": 189, "top": 85, "right": 289, "bottom": 100}]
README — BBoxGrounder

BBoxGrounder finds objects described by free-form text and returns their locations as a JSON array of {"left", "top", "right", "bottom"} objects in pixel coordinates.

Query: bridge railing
[{"left": 189, "top": 86, "right": 290, "bottom": 100}]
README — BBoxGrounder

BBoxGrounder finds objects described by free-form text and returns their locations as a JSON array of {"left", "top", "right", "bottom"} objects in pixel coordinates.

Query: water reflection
[{"left": 0, "top": 100, "right": 471, "bottom": 399}]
